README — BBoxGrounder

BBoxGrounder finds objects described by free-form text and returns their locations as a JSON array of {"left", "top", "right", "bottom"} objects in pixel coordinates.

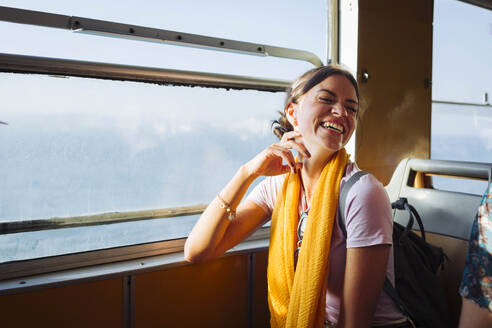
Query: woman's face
[{"left": 289, "top": 74, "right": 358, "bottom": 155}]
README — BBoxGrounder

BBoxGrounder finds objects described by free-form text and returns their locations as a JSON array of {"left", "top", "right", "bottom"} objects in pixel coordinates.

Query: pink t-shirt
[{"left": 246, "top": 162, "right": 404, "bottom": 324}]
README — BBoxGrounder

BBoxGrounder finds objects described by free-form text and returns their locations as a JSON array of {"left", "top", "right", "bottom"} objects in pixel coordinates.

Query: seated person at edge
[
  {"left": 458, "top": 182, "right": 492, "bottom": 328},
  {"left": 185, "top": 65, "right": 409, "bottom": 328}
]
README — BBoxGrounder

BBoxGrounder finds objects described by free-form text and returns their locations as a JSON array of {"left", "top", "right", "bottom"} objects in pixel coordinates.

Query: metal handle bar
[
  {"left": 406, "top": 158, "right": 491, "bottom": 183},
  {"left": 0, "top": 6, "right": 323, "bottom": 67}
]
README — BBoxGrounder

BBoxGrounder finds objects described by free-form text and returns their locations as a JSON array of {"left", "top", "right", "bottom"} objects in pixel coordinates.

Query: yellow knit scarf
[{"left": 267, "top": 149, "right": 349, "bottom": 328}]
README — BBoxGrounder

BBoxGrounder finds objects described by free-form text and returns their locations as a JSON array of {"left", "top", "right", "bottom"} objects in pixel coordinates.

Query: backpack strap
[
  {"left": 383, "top": 279, "right": 415, "bottom": 327},
  {"left": 338, "top": 170, "right": 369, "bottom": 238},
  {"left": 392, "top": 197, "right": 426, "bottom": 241},
  {"left": 338, "top": 170, "right": 415, "bottom": 324}
]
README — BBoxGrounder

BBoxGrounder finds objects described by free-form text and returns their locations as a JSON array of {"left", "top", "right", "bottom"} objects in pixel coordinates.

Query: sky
[
  {"left": 431, "top": 0, "right": 492, "bottom": 152},
  {"left": 432, "top": 0, "right": 492, "bottom": 103}
]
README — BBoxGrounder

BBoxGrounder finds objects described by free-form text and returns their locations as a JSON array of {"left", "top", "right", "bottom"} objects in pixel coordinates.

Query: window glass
[
  {"left": 0, "top": 73, "right": 281, "bottom": 262},
  {"left": 0, "top": 0, "right": 326, "bottom": 80},
  {"left": 431, "top": 0, "right": 492, "bottom": 195},
  {"left": 0, "top": 73, "right": 281, "bottom": 220},
  {"left": 1, "top": 215, "right": 199, "bottom": 263}
]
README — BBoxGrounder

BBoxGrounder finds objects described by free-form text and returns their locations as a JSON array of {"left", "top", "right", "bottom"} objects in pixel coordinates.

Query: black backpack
[{"left": 338, "top": 171, "right": 451, "bottom": 328}]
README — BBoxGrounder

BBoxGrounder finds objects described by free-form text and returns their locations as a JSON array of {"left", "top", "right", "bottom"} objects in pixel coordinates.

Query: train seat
[{"left": 384, "top": 158, "right": 491, "bottom": 327}]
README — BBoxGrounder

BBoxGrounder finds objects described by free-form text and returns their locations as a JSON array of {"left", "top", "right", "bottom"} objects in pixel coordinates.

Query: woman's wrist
[{"left": 240, "top": 163, "right": 260, "bottom": 181}]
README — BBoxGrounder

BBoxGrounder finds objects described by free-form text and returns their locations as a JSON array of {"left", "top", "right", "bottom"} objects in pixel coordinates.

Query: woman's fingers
[
  {"left": 245, "top": 133, "right": 308, "bottom": 177},
  {"left": 280, "top": 131, "right": 302, "bottom": 144},
  {"left": 269, "top": 144, "right": 297, "bottom": 173},
  {"left": 281, "top": 140, "right": 310, "bottom": 158},
  {"left": 280, "top": 131, "right": 311, "bottom": 158}
]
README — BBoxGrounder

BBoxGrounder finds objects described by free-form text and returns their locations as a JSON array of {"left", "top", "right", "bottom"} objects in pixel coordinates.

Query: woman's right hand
[{"left": 244, "top": 131, "right": 310, "bottom": 178}]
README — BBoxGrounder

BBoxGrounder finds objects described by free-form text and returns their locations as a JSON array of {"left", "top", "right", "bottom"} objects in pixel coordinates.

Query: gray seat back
[{"left": 385, "top": 158, "right": 491, "bottom": 240}]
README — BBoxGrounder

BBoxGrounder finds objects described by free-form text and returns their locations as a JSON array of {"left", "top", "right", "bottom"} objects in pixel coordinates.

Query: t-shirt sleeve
[
  {"left": 344, "top": 174, "right": 393, "bottom": 248},
  {"left": 245, "top": 175, "right": 284, "bottom": 217}
]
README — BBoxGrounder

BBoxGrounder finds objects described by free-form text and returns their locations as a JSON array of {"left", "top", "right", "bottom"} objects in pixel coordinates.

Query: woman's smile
[
  {"left": 320, "top": 121, "right": 344, "bottom": 134},
  {"left": 290, "top": 74, "right": 358, "bottom": 156}
]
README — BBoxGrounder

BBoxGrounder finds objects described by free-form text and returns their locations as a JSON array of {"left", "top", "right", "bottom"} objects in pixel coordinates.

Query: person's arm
[
  {"left": 337, "top": 174, "right": 393, "bottom": 327},
  {"left": 337, "top": 244, "right": 391, "bottom": 328},
  {"left": 458, "top": 184, "right": 492, "bottom": 328},
  {"left": 459, "top": 297, "right": 492, "bottom": 328},
  {"left": 184, "top": 165, "right": 266, "bottom": 263},
  {"left": 184, "top": 131, "right": 309, "bottom": 263}
]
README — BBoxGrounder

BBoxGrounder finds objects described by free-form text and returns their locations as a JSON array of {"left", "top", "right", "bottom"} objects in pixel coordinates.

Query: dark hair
[{"left": 272, "top": 65, "right": 359, "bottom": 139}]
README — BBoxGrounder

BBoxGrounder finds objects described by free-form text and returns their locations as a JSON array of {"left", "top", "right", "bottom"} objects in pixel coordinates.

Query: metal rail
[
  {"left": 432, "top": 99, "right": 491, "bottom": 108},
  {"left": 0, "top": 6, "right": 323, "bottom": 67},
  {"left": 407, "top": 158, "right": 492, "bottom": 184},
  {"left": 0, "top": 204, "right": 207, "bottom": 235},
  {"left": 0, "top": 53, "right": 291, "bottom": 92},
  {"left": 327, "top": 0, "right": 339, "bottom": 64},
  {"left": 0, "top": 227, "right": 270, "bottom": 283}
]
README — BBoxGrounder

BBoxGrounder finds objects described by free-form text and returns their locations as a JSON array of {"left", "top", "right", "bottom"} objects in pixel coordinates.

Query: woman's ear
[{"left": 286, "top": 103, "right": 298, "bottom": 128}]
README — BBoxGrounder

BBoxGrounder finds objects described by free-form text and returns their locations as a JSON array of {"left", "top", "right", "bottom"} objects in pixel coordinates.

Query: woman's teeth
[{"left": 321, "top": 122, "right": 344, "bottom": 133}]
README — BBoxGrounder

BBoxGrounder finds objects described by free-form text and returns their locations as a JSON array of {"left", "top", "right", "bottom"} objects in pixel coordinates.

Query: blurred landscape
[{"left": 0, "top": 124, "right": 275, "bottom": 220}]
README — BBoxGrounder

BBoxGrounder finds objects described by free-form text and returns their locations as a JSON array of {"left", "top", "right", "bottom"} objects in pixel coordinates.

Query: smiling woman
[
  {"left": 185, "top": 65, "right": 410, "bottom": 327},
  {"left": 285, "top": 73, "right": 358, "bottom": 156},
  {"left": 273, "top": 65, "right": 359, "bottom": 141}
]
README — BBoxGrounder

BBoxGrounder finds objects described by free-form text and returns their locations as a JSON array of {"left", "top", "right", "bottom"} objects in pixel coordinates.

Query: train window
[
  {"left": 0, "top": 1, "right": 329, "bottom": 265},
  {"left": 428, "top": 174, "right": 489, "bottom": 196},
  {"left": 431, "top": 0, "right": 492, "bottom": 195},
  {"left": 0, "top": 73, "right": 283, "bottom": 261}
]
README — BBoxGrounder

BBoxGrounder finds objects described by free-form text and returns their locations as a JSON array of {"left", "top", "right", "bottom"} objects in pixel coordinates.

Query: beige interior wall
[
  {"left": 253, "top": 250, "right": 269, "bottom": 328},
  {"left": 0, "top": 278, "right": 123, "bottom": 328},
  {"left": 356, "top": 0, "right": 433, "bottom": 184},
  {"left": 134, "top": 254, "right": 249, "bottom": 328},
  {"left": 0, "top": 251, "right": 269, "bottom": 328}
]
